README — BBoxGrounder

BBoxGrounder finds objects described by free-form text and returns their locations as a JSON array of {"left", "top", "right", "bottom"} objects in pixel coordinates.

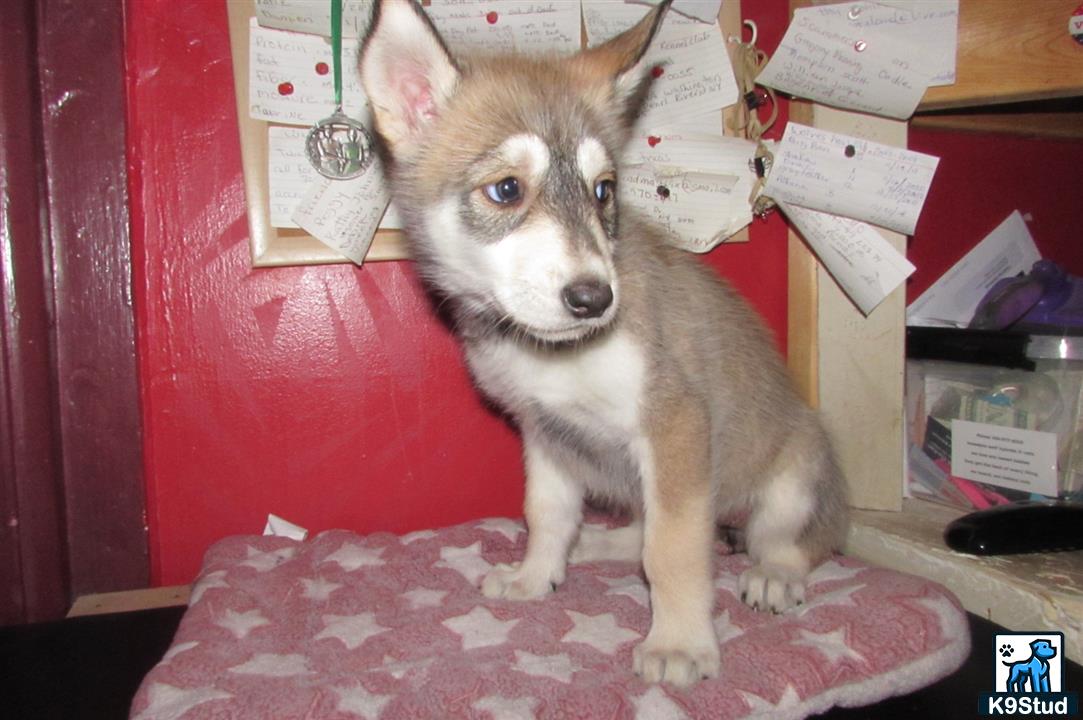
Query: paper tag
[
  {"left": 861, "top": 0, "right": 960, "bottom": 86},
  {"left": 248, "top": 19, "right": 368, "bottom": 126},
  {"left": 764, "top": 122, "right": 939, "bottom": 235},
  {"left": 583, "top": 0, "right": 707, "bottom": 46},
  {"left": 906, "top": 210, "right": 1040, "bottom": 327},
  {"left": 621, "top": 167, "right": 746, "bottom": 252},
  {"left": 263, "top": 513, "right": 309, "bottom": 540},
  {"left": 254, "top": 0, "right": 372, "bottom": 37},
  {"left": 292, "top": 159, "right": 391, "bottom": 265},
  {"left": 627, "top": 0, "right": 722, "bottom": 24},
  {"left": 269, "top": 127, "right": 400, "bottom": 231},
  {"left": 757, "top": 3, "right": 935, "bottom": 120},
  {"left": 424, "top": 0, "right": 581, "bottom": 56},
  {"left": 781, "top": 202, "right": 915, "bottom": 315},
  {"left": 951, "top": 420, "right": 1059, "bottom": 497}
]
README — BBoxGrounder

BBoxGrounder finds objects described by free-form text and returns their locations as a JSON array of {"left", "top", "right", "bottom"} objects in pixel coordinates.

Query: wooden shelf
[
  {"left": 918, "top": 0, "right": 1083, "bottom": 112},
  {"left": 846, "top": 499, "right": 1083, "bottom": 664}
]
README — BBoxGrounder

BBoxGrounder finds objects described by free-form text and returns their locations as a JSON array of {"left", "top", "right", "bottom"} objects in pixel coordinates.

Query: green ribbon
[{"left": 331, "top": 0, "right": 343, "bottom": 109}]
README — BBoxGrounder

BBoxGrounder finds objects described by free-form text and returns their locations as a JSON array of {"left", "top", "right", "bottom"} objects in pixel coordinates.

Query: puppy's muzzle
[{"left": 562, "top": 278, "right": 614, "bottom": 319}]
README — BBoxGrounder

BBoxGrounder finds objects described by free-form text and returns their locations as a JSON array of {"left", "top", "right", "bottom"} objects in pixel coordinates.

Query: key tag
[{"left": 305, "top": 0, "right": 374, "bottom": 180}]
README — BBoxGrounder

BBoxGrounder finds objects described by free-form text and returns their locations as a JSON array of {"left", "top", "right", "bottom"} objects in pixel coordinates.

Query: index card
[
  {"left": 255, "top": 0, "right": 373, "bottom": 38},
  {"left": 849, "top": 0, "right": 959, "bottom": 87},
  {"left": 757, "top": 3, "right": 935, "bottom": 120},
  {"left": 621, "top": 167, "right": 747, "bottom": 252},
  {"left": 628, "top": 0, "right": 722, "bottom": 25},
  {"left": 292, "top": 159, "right": 391, "bottom": 265},
  {"left": 763, "top": 122, "right": 939, "bottom": 236},
  {"left": 781, "top": 202, "right": 915, "bottom": 315},
  {"left": 638, "top": 23, "right": 739, "bottom": 128},
  {"left": 269, "top": 126, "right": 400, "bottom": 230},
  {"left": 248, "top": 19, "right": 368, "bottom": 126},
  {"left": 425, "top": 1, "right": 581, "bottom": 56},
  {"left": 907, "top": 210, "right": 1041, "bottom": 328}
]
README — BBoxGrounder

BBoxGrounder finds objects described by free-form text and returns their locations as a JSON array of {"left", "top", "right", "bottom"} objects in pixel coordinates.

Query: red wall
[
  {"left": 907, "top": 127, "right": 1083, "bottom": 302},
  {"left": 126, "top": 1, "right": 792, "bottom": 586}
]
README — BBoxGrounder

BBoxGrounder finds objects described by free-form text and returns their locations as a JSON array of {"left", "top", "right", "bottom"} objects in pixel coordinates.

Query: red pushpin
[
  {"left": 486, "top": 10, "right": 499, "bottom": 24},
  {"left": 315, "top": 62, "right": 330, "bottom": 76},
  {"left": 647, "top": 136, "right": 662, "bottom": 147},
  {"left": 277, "top": 81, "right": 294, "bottom": 96},
  {"left": 651, "top": 65, "right": 665, "bottom": 79}
]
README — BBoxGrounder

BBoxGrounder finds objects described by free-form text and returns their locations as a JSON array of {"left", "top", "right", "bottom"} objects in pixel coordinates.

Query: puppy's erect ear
[
  {"left": 359, "top": 0, "right": 460, "bottom": 159},
  {"left": 571, "top": 0, "right": 671, "bottom": 126}
]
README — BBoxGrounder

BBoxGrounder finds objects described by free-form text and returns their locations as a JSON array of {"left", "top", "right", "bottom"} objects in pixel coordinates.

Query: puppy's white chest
[{"left": 470, "top": 329, "right": 647, "bottom": 435}]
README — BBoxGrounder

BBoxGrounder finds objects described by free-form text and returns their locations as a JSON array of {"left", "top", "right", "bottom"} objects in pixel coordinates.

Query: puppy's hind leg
[
  {"left": 740, "top": 432, "right": 848, "bottom": 613},
  {"left": 569, "top": 521, "right": 643, "bottom": 564},
  {"left": 482, "top": 429, "right": 583, "bottom": 600}
]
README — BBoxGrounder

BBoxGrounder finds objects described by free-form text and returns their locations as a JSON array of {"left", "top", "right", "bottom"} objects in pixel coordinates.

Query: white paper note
[
  {"left": 757, "top": 3, "right": 935, "bottom": 120},
  {"left": 583, "top": 0, "right": 708, "bottom": 46},
  {"left": 254, "top": 0, "right": 373, "bottom": 37},
  {"left": 951, "top": 420, "right": 1059, "bottom": 497},
  {"left": 621, "top": 168, "right": 745, "bottom": 252},
  {"left": 852, "top": 0, "right": 959, "bottom": 87},
  {"left": 639, "top": 23, "right": 739, "bottom": 128},
  {"left": 248, "top": 19, "right": 368, "bottom": 126},
  {"left": 782, "top": 202, "right": 915, "bottom": 315},
  {"left": 907, "top": 211, "right": 1041, "bottom": 328},
  {"left": 269, "top": 126, "right": 400, "bottom": 230},
  {"left": 292, "top": 159, "right": 392, "bottom": 265},
  {"left": 425, "top": 0, "right": 581, "bottom": 56},
  {"left": 764, "top": 122, "right": 939, "bottom": 235},
  {"left": 627, "top": 0, "right": 722, "bottom": 24}
]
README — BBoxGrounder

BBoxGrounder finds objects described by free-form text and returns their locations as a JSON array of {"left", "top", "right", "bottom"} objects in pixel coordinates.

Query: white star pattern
[
  {"left": 301, "top": 576, "right": 343, "bottom": 601},
  {"left": 807, "top": 560, "right": 865, "bottom": 586},
  {"left": 561, "top": 611, "right": 640, "bottom": 654},
  {"left": 322, "top": 543, "right": 385, "bottom": 572},
  {"left": 316, "top": 612, "right": 388, "bottom": 650},
  {"left": 435, "top": 542, "right": 492, "bottom": 584},
  {"left": 633, "top": 686, "right": 690, "bottom": 719},
  {"left": 797, "top": 582, "right": 863, "bottom": 616},
  {"left": 227, "top": 653, "right": 313, "bottom": 677},
  {"left": 132, "top": 682, "right": 232, "bottom": 720},
  {"left": 402, "top": 587, "right": 448, "bottom": 610},
  {"left": 334, "top": 683, "right": 392, "bottom": 720},
  {"left": 400, "top": 529, "right": 437, "bottom": 544},
  {"left": 216, "top": 608, "right": 270, "bottom": 639},
  {"left": 161, "top": 641, "right": 198, "bottom": 663},
  {"left": 713, "top": 609, "right": 745, "bottom": 645},
  {"left": 513, "top": 650, "right": 578, "bottom": 683},
  {"left": 792, "top": 627, "right": 866, "bottom": 666},
  {"left": 240, "top": 545, "right": 297, "bottom": 572},
  {"left": 738, "top": 684, "right": 801, "bottom": 716},
  {"left": 475, "top": 518, "right": 524, "bottom": 541},
  {"left": 473, "top": 694, "right": 538, "bottom": 719},
  {"left": 188, "top": 570, "right": 229, "bottom": 604},
  {"left": 599, "top": 575, "right": 650, "bottom": 607},
  {"left": 443, "top": 606, "right": 519, "bottom": 650},
  {"left": 378, "top": 654, "right": 433, "bottom": 680}
]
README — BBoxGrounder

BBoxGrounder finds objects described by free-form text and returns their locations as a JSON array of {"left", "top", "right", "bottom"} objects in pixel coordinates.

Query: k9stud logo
[{"left": 980, "top": 632, "right": 1078, "bottom": 716}]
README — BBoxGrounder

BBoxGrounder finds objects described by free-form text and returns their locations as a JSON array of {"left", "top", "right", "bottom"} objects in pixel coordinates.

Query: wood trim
[
  {"left": 919, "top": 0, "right": 1083, "bottom": 112},
  {"left": 36, "top": 0, "right": 148, "bottom": 599},
  {"left": 0, "top": 0, "right": 69, "bottom": 625},
  {"left": 784, "top": 100, "right": 819, "bottom": 407}
]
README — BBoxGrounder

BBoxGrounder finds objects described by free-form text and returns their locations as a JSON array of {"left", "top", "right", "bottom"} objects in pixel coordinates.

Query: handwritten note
[
  {"left": 270, "top": 126, "right": 400, "bottom": 233},
  {"left": 639, "top": 23, "right": 738, "bottom": 128},
  {"left": 757, "top": 3, "right": 936, "bottom": 120},
  {"left": 248, "top": 19, "right": 368, "bottom": 126},
  {"left": 424, "top": 1, "right": 581, "bottom": 56},
  {"left": 846, "top": 0, "right": 959, "bottom": 87},
  {"left": 293, "top": 159, "right": 392, "bottom": 265},
  {"left": 583, "top": 0, "right": 705, "bottom": 46},
  {"left": 621, "top": 168, "right": 746, "bottom": 252},
  {"left": 781, "top": 202, "right": 915, "bottom": 315},
  {"left": 254, "top": 0, "right": 373, "bottom": 37},
  {"left": 764, "top": 123, "right": 938, "bottom": 235}
]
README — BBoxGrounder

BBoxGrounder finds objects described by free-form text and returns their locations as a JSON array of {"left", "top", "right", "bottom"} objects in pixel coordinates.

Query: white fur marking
[
  {"left": 496, "top": 134, "right": 550, "bottom": 186},
  {"left": 576, "top": 137, "right": 610, "bottom": 184}
]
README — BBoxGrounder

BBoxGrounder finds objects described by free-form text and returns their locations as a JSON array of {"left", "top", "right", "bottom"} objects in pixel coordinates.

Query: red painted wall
[
  {"left": 907, "top": 128, "right": 1083, "bottom": 303},
  {"left": 126, "top": 1, "right": 792, "bottom": 586}
]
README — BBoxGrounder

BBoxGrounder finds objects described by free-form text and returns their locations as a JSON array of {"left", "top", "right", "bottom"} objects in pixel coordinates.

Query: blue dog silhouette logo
[{"left": 1001, "top": 639, "right": 1057, "bottom": 693}]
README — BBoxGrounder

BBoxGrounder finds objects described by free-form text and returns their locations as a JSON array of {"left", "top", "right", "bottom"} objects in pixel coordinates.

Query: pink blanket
[{"left": 131, "top": 518, "right": 970, "bottom": 719}]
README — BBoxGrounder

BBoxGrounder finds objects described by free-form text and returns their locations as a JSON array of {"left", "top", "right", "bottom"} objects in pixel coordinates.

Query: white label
[
  {"left": 951, "top": 420, "right": 1059, "bottom": 496},
  {"left": 764, "top": 122, "right": 939, "bottom": 235}
]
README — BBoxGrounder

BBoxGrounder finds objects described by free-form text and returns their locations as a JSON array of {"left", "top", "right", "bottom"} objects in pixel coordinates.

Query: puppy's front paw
[
  {"left": 481, "top": 563, "right": 558, "bottom": 600},
  {"left": 633, "top": 634, "right": 720, "bottom": 688},
  {"left": 739, "top": 563, "right": 806, "bottom": 613}
]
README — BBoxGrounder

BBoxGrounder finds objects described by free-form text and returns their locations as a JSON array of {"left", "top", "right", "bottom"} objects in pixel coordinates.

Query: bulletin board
[{"left": 227, "top": 0, "right": 746, "bottom": 268}]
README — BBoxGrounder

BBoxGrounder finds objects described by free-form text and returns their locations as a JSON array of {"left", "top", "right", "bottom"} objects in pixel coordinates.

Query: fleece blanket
[{"left": 130, "top": 518, "right": 970, "bottom": 719}]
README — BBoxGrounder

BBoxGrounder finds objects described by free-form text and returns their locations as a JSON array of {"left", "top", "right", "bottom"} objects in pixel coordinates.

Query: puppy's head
[{"left": 359, "top": 0, "right": 669, "bottom": 344}]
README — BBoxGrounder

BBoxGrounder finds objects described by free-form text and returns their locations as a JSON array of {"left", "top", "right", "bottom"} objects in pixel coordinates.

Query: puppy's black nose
[{"left": 562, "top": 279, "right": 613, "bottom": 319}]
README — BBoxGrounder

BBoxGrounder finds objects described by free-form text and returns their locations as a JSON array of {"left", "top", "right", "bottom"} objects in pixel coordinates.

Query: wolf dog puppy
[{"left": 360, "top": 0, "right": 848, "bottom": 687}]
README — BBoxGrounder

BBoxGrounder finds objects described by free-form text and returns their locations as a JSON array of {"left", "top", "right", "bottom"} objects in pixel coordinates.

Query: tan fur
[{"left": 360, "top": 0, "right": 849, "bottom": 688}]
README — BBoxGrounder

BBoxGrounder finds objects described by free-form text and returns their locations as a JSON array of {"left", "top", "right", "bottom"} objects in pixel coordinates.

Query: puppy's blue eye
[
  {"left": 483, "top": 177, "right": 522, "bottom": 205},
  {"left": 594, "top": 178, "right": 616, "bottom": 203}
]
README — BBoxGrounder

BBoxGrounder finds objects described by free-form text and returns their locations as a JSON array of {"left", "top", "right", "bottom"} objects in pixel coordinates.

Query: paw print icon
[{"left": 998, "top": 643, "right": 1014, "bottom": 658}]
